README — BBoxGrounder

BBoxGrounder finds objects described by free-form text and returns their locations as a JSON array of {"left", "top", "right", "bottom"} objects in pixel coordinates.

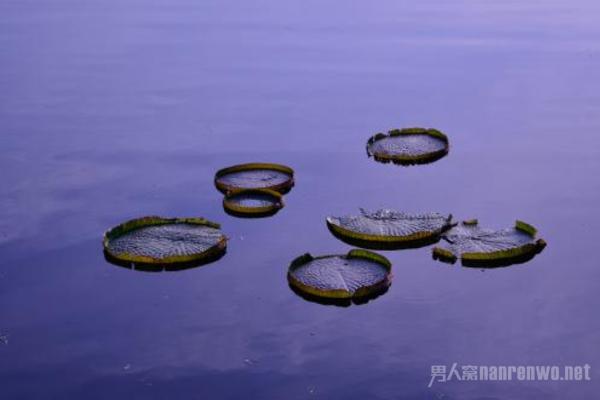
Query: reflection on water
[
  {"left": 1, "top": 0, "right": 600, "bottom": 399},
  {"left": 103, "top": 248, "right": 227, "bottom": 272},
  {"left": 288, "top": 282, "right": 390, "bottom": 308},
  {"left": 222, "top": 204, "right": 282, "bottom": 219},
  {"left": 368, "top": 150, "right": 449, "bottom": 166},
  {"left": 459, "top": 249, "right": 544, "bottom": 269}
]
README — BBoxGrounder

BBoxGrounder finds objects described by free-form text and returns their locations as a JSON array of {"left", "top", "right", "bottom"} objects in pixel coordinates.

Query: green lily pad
[
  {"left": 366, "top": 128, "right": 449, "bottom": 165},
  {"left": 223, "top": 188, "right": 284, "bottom": 218},
  {"left": 327, "top": 209, "right": 454, "bottom": 249},
  {"left": 214, "top": 163, "right": 294, "bottom": 194},
  {"left": 432, "top": 220, "right": 547, "bottom": 267},
  {"left": 288, "top": 249, "right": 392, "bottom": 304},
  {"left": 103, "top": 216, "right": 227, "bottom": 270}
]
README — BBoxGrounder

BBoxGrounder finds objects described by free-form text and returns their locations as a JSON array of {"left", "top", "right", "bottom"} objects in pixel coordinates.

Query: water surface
[{"left": 1, "top": 1, "right": 600, "bottom": 399}]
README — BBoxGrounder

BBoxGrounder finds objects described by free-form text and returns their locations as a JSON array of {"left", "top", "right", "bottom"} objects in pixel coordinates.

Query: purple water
[{"left": 1, "top": 1, "right": 599, "bottom": 399}]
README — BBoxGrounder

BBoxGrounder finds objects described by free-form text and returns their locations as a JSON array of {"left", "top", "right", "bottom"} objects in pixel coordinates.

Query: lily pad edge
[
  {"left": 366, "top": 127, "right": 450, "bottom": 165},
  {"left": 288, "top": 249, "right": 392, "bottom": 300},
  {"left": 223, "top": 188, "right": 284, "bottom": 217},
  {"left": 103, "top": 216, "right": 227, "bottom": 265},
  {"left": 214, "top": 162, "right": 295, "bottom": 194},
  {"left": 432, "top": 219, "right": 547, "bottom": 265}
]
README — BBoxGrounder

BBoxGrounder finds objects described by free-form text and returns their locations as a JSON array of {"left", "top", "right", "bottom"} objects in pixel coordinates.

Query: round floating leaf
[
  {"left": 366, "top": 127, "right": 449, "bottom": 165},
  {"left": 214, "top": 163, "right": 294, "bottom": 194},
  {"left": 288, "top": 249, "right": 392, "bottom": 304},
  {"left": 103, "top": 216, "right": 227, "bottom": 269},
  {"left": 223, "top": 188, "right": 284, "bottom": 218},
  {"left": 327, "top": 209, "right": 454, "bottom": 249},
  {"left": 432, "top": 220, "right": 547, "bottom": 267}
]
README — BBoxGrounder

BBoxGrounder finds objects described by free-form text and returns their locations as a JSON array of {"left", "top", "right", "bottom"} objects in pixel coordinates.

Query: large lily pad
[
  {"left": 327, "top": 209, "right": 454, "bottom": 249},
  {"left": 432, "top": 220, "right": 546, "bottom": 267},
  {"left": 103, "top": 216, "right": 227, "bottom": 270},
  {"left": 288, "top": 249, "right": 392, "bottom": 305},
  {"left": 214, "top": 163, "right": 294, "bottom": 194},
  {"left": 223, "top": 188, "right": 284, "bottom": 218},
  {"left": 366, "top": 128, "right": 449, "bottom": 165}
]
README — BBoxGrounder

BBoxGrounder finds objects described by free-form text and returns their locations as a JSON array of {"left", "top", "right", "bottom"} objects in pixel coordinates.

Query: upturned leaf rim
[
  {"left": 287, "top": 249, "right": 392, "bottom": 300},
  {"left": 103, "top": 216, "right": 227, "bottom": 265},
  {"left": 366, "top": 127, "right": 450, "bottom": 165},
  {"left": 432, "top": 219, "right": 547, "bottom": 265},
  {"left": 214, "top": 162, "right": 295, "bottom": 194},
  {"left": 326, "top": 213, "right": 454, "bottom": 248}
]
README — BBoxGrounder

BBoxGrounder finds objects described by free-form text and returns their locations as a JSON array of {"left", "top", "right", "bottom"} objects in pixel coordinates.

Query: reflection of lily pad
[
  {"left": 103, "top": 216, "right": 227, "bottom": 269},
  {"left": 432, "top": 220, "right": 546, "bottom": 267},
  {"left": 327, "top": 209, "right": 454, "bottom": 250},
  {"left": 288, "top": 282, "right": 390, "bottom": 307},
  {"left": 223, "top": 189, "right": 284, "bottom": 218},
  {"left": 214, "top": 163, "right": 294, "bottom": 194},
  {"left": 366, "top": 128, "right": 449, "bottom": 165},
  {"left": 288, "top": 249, "right": 392, "bottom": 303}
]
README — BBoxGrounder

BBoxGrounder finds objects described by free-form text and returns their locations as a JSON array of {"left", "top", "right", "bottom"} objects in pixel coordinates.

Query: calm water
[{"left": 2, "top": 1, "right": 600, "bottom": 399}]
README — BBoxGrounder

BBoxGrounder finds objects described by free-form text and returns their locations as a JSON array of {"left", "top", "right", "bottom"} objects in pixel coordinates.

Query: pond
[{"left": 1, "top": 1, "right": 599, "bottom": 399}]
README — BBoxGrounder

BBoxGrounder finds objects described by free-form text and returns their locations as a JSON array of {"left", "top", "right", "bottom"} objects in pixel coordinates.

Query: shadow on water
[
  {"left": 366, "top": 149, "right": 449, "bottom": 166},
  {"left": 103, "top": 248, "right": 227, "bottom": 272},
  {"left": 327, "top": 223, "right": 443, "bottom": 251},
  {"left": 461, "top": 250, "right": 544, "bottom": 269},
  {"left": 288, "top": 282, "right": 390, "bottom": 307},
  {"left": 433, "top": 248, "right": 546, "bottom": 269},
  {"left": 222, "top": 205, "right": 281, "bottom": 219}
]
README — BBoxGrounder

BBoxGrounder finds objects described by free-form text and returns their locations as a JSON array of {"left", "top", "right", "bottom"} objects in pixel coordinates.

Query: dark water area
[{"left": 1, "top": 1, "right": 600, "bottom": 399}]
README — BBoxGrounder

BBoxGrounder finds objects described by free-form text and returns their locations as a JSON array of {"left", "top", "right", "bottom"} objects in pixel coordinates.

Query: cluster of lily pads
[
  {"left": 102, "top": 162, "right": 294, "bottom": 271},
  {"left": 102, "top": 128, "right": 546, "bottom": 305},
  {"left": 214, "top": 162, "right": 295, "bottom": 218}
]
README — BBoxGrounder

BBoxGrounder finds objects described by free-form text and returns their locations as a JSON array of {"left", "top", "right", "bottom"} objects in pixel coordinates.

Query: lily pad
[
  {"left": 103, "top": 216, "right": 227, "bottom": 270},
  {"left": 214, "top": 163, "right": 294, "bottom": 194},
  {"left": 223, "top": 188, "right": 284, "bottom": 218},
  {"left": 288, "top": 249, "right": 392, "bottom": 304},
  {"left": 366, "top": 128, "right": 449, "bottom": 165},
  {"left": 327, "top": 209, "right": 454, "bottom": 250},
  {"left": 432, "top": 220, "right": 547, "bottom": 267}
]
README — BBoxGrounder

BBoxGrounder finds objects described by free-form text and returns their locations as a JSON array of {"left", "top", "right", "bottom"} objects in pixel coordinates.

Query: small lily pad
[
  {"left": 366, "top": 128, "right": 449, "bottom": 165},
  {"left": 223, "top": 189, "right": 284, "bottom": 218},
  {"left": 327, "top": 209, "right": 454, "bottom": 249},
  {"left": 288, "top": 249, "right": 392, "bottom": 304},
  {"left": 103, "top": 216, "right": 227, "bottom": 270},
  {"left": 214, "top": 163, "right": 294, "bottom": 194},
  {"left": 432, "top": 220, "right": 546, "bottom": 267}
]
